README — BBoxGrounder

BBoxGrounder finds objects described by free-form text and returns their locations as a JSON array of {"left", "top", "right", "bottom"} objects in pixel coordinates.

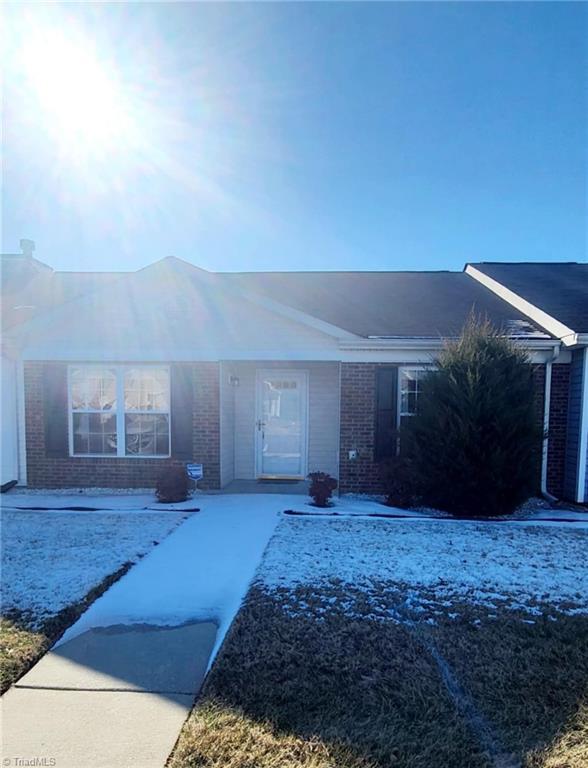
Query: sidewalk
[{"left": 1, "top": 494, "right": 288, "bottom": 768}]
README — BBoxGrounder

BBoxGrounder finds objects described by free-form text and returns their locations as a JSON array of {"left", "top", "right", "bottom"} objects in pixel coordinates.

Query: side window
[{"left": 399, "top": 368, "right": 426, "bottom": 421}]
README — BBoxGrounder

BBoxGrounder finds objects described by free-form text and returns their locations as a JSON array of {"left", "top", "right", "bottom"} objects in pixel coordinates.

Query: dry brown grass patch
[{"left": 170, "top": 587, "right": 488, "bottom": 768}]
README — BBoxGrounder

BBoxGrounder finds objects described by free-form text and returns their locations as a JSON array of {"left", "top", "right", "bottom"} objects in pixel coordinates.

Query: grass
[
  {"left": 427, "top": 607, "right": 588, "bottom": 767},
  {"left": 170, "top": 586, "right": 488, "bottom": 768},
  {"left": 0, "top": 561, "right": 132, "bottom": 693},
  {"left": 169, "top": 586, "right": 588, "bottom": 768}
]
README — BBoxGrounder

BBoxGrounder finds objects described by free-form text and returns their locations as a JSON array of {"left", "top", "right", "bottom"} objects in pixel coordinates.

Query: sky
[{"left": 2, "top": 2, "right": 587, "bottom": 273}]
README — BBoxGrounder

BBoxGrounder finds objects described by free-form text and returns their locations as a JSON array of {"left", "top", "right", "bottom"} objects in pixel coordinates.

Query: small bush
[
  {"left": 403, "top": 316, "right": 543, "bottom": 518},
  {"left": 379, "top": 455, "right": 420, "bottom": 508},
  {"left": 308, "top": 471, "right": 338, "bottom": 508},
  {"left": 156, "top": 465, "right": 191, "bottom": 503}
]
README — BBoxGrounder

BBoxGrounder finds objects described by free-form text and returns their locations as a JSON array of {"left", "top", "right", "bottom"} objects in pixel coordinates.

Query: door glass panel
[{"left": 260, "top": 376, "right": 304, "bottom": 476}]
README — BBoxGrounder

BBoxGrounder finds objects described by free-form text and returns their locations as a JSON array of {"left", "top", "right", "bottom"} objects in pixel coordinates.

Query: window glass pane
[
  {"left": 71, "top": 367, "right": 117, "bottom": 411},
  {"left": 124, "top": 368, "right": 169, "bottom": 411},
  {"left": 125, "top": 414, "right": 169, "bottom": 456},
  {"left": 73, "top": 413, "right": 117, "bottom": 455},
  {"left": 407, "top": 391, "right": 417, "bottom": 414},
  {"left": 400, "top": 369, "right": 425, "bottom": 415}
]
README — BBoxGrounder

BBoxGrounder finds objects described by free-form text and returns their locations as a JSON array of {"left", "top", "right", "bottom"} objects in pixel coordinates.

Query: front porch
[
  {"left": 219, "top": 361, "right": 340, "bottom": 490},
  {"left": 220, "top": 479, "right": 310, "bottom": 495}
]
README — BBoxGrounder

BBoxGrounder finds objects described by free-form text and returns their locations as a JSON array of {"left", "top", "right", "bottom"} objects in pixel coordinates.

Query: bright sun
[{"left": 19, "top": 27, "right": 136, "bottom": 157}]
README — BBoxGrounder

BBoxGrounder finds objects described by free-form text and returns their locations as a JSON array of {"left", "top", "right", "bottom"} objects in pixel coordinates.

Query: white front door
[{"left": 255, "top": 369, "right": 308, "bottom": 479}]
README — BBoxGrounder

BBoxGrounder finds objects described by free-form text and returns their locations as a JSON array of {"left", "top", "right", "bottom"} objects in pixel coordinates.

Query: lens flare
[{"left": 19, "top": 27, "right": 136, "bottom": 157}]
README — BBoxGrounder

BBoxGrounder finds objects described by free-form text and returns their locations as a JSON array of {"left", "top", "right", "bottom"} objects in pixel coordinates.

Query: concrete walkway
[{"left": 1, "top": 494, "right": 289, "bottom": 768}]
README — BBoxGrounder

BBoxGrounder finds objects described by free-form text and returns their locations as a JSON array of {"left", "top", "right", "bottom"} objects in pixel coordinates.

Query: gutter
[
  {"left": 339, "top": 337, "right": 555, "bottom": 351},
  {"left": 541, "top": 344, "right": 561, "bottom": 502},
  {"left": 576, "top": 347, "right": 588, "bottom": 503}
]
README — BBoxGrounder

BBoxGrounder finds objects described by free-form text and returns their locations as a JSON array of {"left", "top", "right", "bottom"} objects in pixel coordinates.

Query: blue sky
[{"left": 3, "top": 2, "right": 587, "bottom": 273}]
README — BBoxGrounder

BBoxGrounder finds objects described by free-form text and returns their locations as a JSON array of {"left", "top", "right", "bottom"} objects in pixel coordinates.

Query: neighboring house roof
[
  {"left": 1, "top": 252, "right": 126, "bottom": 331},
  {"left": 466, "top": 262, "right": 588, "bottom": 339},
  {"left": 1, "top": 254, "right": 53, "bottom": 331},
  {"left": 221, "top": 270, "right": 549, "bottom": 339}
]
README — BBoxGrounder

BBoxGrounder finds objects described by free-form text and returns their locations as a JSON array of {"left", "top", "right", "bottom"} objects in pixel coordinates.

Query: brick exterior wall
[
  {"left": 546, "top": 363, "right": 570, "bottom": 499},
  {"left": 24, "top": 358, "right": 571, "bottom": 498},
  {"left": 340, "top": 361, "right": 571, "bottom": 499},
  {"left": 24, "top": 362, "right": 221, "bottom": 490},
  {"left": 339, "top": 363, "right": 386, "bottom": 494}
]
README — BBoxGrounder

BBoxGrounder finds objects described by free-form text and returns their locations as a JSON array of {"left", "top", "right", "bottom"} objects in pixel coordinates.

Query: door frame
[{"left": 254, "top": 368, "right": 309, "bottom": 480}]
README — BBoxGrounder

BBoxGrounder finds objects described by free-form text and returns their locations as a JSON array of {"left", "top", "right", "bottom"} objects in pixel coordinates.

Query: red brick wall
[
  {"left": 339, "top": 363, "right": 385, "bottom": 494},
  {"left": 340, "top": 361, "right": 571, "bottom": 498},
  {"left": 24, "top": 362, "right": 221, "bottom": 490},
  {"left": 546, "top": 363, "right": 570, "bottom": 499}
]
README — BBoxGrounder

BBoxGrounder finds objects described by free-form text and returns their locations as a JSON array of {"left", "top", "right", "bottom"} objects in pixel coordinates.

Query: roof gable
[
  {"left": 12, "top": 258, "right": 341, "bottom": 360},
  {"left": 467, "top": 262, "right": 588, "bottom": 339}
]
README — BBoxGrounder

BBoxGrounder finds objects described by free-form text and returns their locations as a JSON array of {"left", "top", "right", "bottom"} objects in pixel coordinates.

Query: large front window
[{"left": 70, "top": 365, "right": 170, "bottom": 457}]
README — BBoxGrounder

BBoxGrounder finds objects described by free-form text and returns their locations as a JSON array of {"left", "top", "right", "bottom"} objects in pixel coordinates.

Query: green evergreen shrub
[
  {"left": 402, "top": 316, "right": 543, "bottom": 517},
  {"left": 379, "top": 454, "right": 421, "bottom": 509}
]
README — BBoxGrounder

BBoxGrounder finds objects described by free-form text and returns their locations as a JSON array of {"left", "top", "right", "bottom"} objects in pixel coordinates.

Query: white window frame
[
  {"left": 68, "top": 364, "right": 171, "bottom": 459},
  {"left": 397, "top": 366, "right": 432, "bottom": 426}
]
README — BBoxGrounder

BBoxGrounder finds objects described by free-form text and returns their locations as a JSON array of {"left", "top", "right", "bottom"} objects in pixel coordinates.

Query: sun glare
[{"left": 19, "top": 28, "right": 136, "bottom": 156}]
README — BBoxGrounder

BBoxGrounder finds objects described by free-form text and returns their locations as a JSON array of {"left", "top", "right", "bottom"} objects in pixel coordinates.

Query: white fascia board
[
  {"left": 340, "top": 338, "right": 445, "bottom": 350},
  {"left": 340, "top": 336, "right": 558, "bottom": 351},
  {"left": 577, "top": 347, "right": 588, "bottom": 503},
  {"left": 465, "top": 264, "right": 576, "bottom": 343},
  {"left": 20, "top": 345, "right": 561, "bottom": 365},
  {"left": 21, "top": 348, "right": 344, "bottom": 362}
]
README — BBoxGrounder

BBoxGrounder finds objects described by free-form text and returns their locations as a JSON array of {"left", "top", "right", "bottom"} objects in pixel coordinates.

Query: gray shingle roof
[
  {"left": 1, "top": 253, "right": 557, "bottom": 341},
  {"left": 221, "top": 269, "right": 550, "bottom": 338},
  {"left": 469, "top": 262, "right": 588, "bottom": 334}
]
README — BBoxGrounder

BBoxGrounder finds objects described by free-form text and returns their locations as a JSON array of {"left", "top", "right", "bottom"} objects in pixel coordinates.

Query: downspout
[
  {"left": 576, "top": 347, "right": 588, "bottom": 504},
  {"left": 541, "top": 344, "right": 560, "bottom": 502}
]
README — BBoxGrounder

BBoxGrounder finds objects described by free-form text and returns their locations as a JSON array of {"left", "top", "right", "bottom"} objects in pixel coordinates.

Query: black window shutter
[
  {"left": 375, "top": 367, "right": 398, "bottom": 461},
  {"left": 170, "top": 364, "right": 194, "bottom": 460},
  {"left": 44, "top": 363, "right": 69, "bottom": 458}
]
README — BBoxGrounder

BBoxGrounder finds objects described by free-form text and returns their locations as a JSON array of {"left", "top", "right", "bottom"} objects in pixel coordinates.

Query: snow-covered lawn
[
  {"left": 257, "top": 516, "right": 588, "bottom": 617},
  {"left": 173, "top": 512, "right": 588, "bottom": 768},
  {"left": 1, "top": 508, "right": 190, "bottom": 628}
]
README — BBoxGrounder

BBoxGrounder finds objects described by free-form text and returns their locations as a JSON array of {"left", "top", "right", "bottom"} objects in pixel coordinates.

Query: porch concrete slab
[
  {"left": 16, "top": 621, "right": 217, "bottom": 694},
  {"left": 222, "top": 479, "right": 309, "bottom": 494},
  {"left": 1, "top": 686, "right": 194, "bottom": 768}
]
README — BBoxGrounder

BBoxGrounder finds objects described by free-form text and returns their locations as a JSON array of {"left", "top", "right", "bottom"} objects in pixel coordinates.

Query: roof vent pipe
[{"left": 20, "top": 239, "right": 35, "bottom": 258}]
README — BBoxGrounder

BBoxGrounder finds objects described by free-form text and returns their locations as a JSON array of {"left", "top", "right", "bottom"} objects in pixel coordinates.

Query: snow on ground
[
  {"left": 1, "top": 490, "right": 200, "bottom": 511},
  {"left": 256, "top": 516, "right": 588, "bottom": 617},
  {"left": 3, "top": 489, "right": 586, "bottom": 644},
  {"left": 287, "top": 494, "right": 586, "bottom": 522},
  {"left": 1, "top": 508, "right": 190, "bottom": 628},
  {"left": 54, "top": 494, "right": 288, "bottom": 667}
]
